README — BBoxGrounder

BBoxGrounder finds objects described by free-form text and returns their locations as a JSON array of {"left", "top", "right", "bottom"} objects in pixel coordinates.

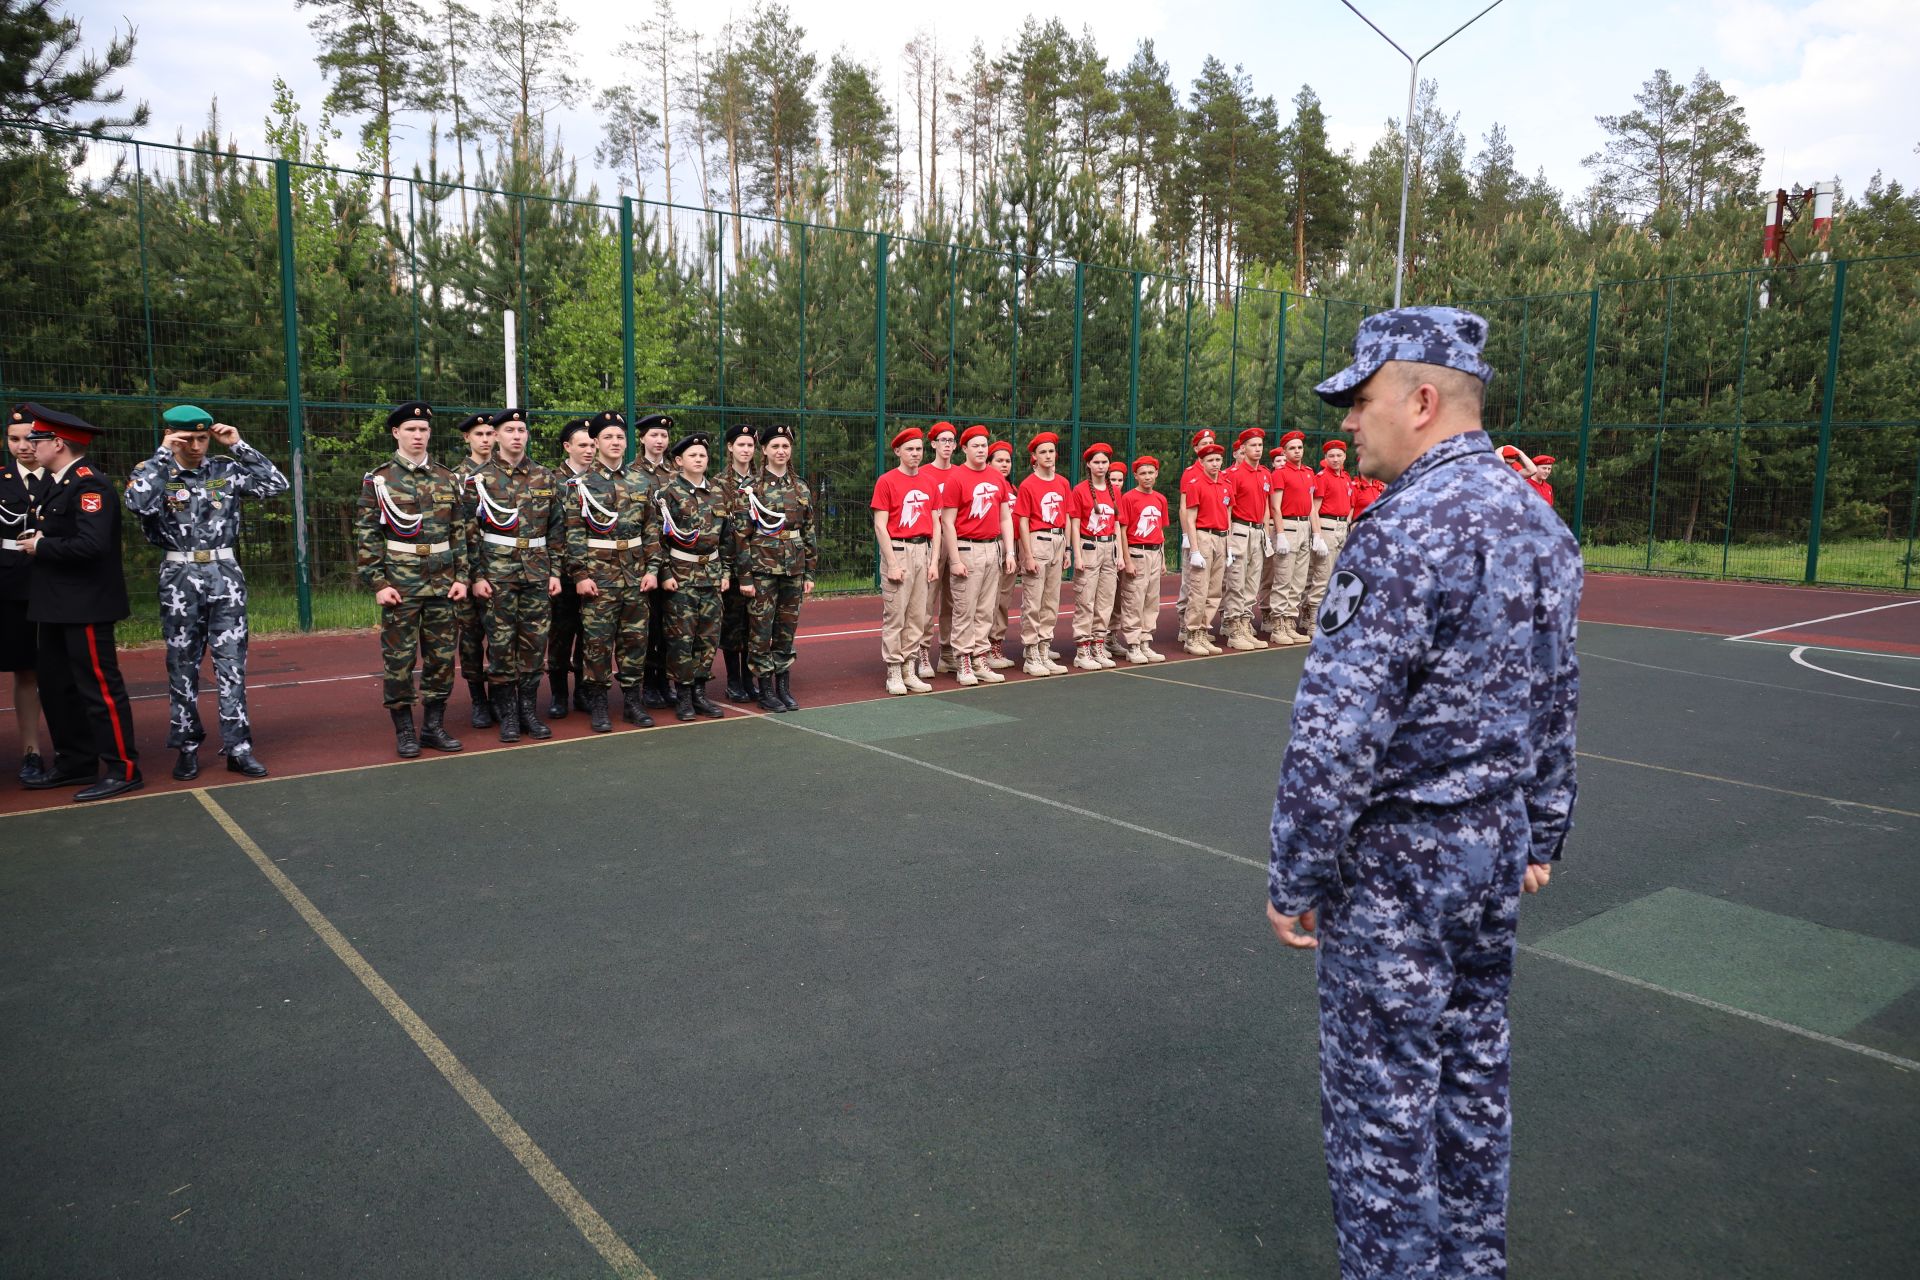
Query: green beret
[{"left": 163, "top": 405, "right": 215, "bottom": 431}]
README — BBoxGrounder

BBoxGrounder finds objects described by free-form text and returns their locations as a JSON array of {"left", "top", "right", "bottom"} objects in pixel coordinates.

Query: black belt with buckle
[
  {"left": 1231, "top": 517, "right": 1261, "bottom": 529},
  {"left": 894, "top": 534, "right": 931, "bottom": 544},
  {"left": 1197, "top": 526, "right": 1227, "bottom": 534},
  {"left": 1321, "top": 515, "right": 1349, "bottom": 524},
  {"left": 1085, "top": 534, "right": 1115, "bottom": 543}
]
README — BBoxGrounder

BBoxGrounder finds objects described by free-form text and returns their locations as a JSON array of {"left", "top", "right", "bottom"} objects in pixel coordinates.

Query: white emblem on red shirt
[
  {"left": 902, "top": 489, "right": 930, "bottom": 528},
  {"left": 1133, "top": 506, "right": 1162, "bottom": 539},
  {"left": 968, "top": 482, "right": 999, "bottom": 520},
  {"left": 1040, "top": 491, "right": 1064, "bottom": 523}
]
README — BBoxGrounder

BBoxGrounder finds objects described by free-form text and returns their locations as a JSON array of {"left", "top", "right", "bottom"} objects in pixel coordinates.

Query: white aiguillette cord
[
  {"left": 372, "top": 474, "right": 424, "bottom": 535},
  {"left": 471, "top": 474, "right": 522, "bottom": 527},
  {"left": 747, "top": 485, "right": 787, "bottom": 532}
]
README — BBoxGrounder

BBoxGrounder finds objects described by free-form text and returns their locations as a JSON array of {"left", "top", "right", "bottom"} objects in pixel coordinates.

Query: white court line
[
  {"left": 1724, "top": 597, "right": 1920, "bottom": 642},
  {"left": 1717, "top": 638, "right": 1920, "bottom": 663},
  {"left": 1581, "top": 650, "right": 1918, "bottom": 707},
  {"left": 1789, "top": 646, "right": 1920, "bottom": 694},
  {"left": 748, "top": 706, "right": 1917, "bottom": 1074}
]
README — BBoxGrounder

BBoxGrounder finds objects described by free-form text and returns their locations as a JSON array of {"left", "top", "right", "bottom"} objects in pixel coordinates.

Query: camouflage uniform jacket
[
  {"left": 467, "top": 455, "right": 565, "bottom": 584},
  {"left": 1266, "top": 430, "right": 1582, "bottom": 914},
  {"left": 738, "top": 468, "right": 817, "bottom": 579},
  {"left": 355, "top": 453, "right": 470, "bottom": 597},
  {"left": 563, "top": 461, "right": 660, "bottom": 591},
  {"left": 648, "top": 473, "right": 737, "bottom": 589},
  {"left": 125, "top": 440, "right": 289, "bottom": 554},
  {"left": 637, "top": 454, "right": 674, "bottom": 484}
]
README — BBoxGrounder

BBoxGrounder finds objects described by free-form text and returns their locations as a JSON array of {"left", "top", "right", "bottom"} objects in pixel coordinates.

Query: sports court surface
[{"left": 3, "top": 573, "right": 1916, "bottom": 1277}]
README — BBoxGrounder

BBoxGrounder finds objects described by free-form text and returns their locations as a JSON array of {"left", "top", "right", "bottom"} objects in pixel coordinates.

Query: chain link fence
[{"left": 2, "top": 126, "right": 1915, "bottom": 642}]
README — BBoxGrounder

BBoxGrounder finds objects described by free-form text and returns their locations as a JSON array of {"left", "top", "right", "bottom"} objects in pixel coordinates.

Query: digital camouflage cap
[{"left": 1314, "top": 306, "right": 1495, "bottom": 408}]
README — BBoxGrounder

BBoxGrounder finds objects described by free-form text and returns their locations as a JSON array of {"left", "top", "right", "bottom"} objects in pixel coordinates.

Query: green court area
[{"left": 3, "top": 621, "right": 1916, "bottom": 1278}]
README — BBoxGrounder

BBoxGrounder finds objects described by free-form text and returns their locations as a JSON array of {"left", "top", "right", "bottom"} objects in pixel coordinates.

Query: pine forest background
[{"left": 2, "top": 0, "right": 1917, "bottom": 640}]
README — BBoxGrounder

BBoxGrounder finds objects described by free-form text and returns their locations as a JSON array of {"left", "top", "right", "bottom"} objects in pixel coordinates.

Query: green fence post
[
  {"left": 133, "top": 143, "right": 159, "bottom": 441},
  {"left": 1127, "top": 270, "right": 1143, "bottom": 459},
  {"left": 273, "top": 159, "right": 313, "bottom": 631},
  {"left": 1646, "top": 280, "right": 1675, "bottom": 570},
  {"left": 714, "top": 211, "right": 727, "bottom": 418},
  {"left": 1272, "top": 292, "right": 1289, "bottom": 432},
  {"left": 1179, "top": 280, "right": 1194, "bottom": 428},
  {"left": 796, "top": 223, "right": 809, "bottom": 469},
  {"left": 1070, "top": 261, "right": 1086, "bottom": 463},
  {"left": 872, "top": 232, "right": 890, "bottom": 588},
  {"left": 1722, "top": 272, "right": 1756, "bottom": 577},
  {"left": 1009, "top": 251, "right": 1022, "bottom": 421},
  {"left": 515, "top": 195, "right": 529, "bottom": 401},
  {"left": 1805, "top": 259, "right": 1849, "bottom": 583},
  {"left": 406, "top": 181, "right": 422, "bottom": 400},
  {"left": 1571, "top": 289, "right": 1600, "bottom": 542},
  {"left": 1903, "top": 446, "right": 1919, "bottom": 591},
  {"left": 946, "top": 245, "right": 959, "bottom": 413},
  {"left": 620, "top": 198, "right": 637, "bottom": 457}
]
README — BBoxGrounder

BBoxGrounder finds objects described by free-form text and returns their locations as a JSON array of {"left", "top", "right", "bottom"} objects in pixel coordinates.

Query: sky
[{"left": 68, "top": 0, "right": 1920, "bottom": 213}]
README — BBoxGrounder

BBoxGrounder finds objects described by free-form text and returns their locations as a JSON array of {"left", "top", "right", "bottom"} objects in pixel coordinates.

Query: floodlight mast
[{"left": 1339, "top": 0, "right": 1509, "bottom": 307}]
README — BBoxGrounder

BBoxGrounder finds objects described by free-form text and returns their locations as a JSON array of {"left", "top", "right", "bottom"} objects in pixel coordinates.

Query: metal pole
[
  {"left": 1272, "top": 292, "right": 1289, "bottom": 433},
  {"left": 872, "top": 232, "right": 891, "bottom": 589},
  {"left": 620, "top": 198, "right": 637, "bottom": 460},
  {"left": 797, "top": 224, "right": 810, "bottom": 419},
  {"left": 504, "top": 310, "right": 518, "bottom": 407},
  {"left": 133, "top": 143, "right": 159, "bottom": 442},
  {"left": 1070, "top": 262, "right": 1086, "bottom": 463},
  {"left": 407, "top": 180, "right": 422, "bottom": 401},
  {"left": 1179, "top": 280, "right": 1194, "bottom": 427},
  {"left": 1571, "top": 289, "right": 1600, "bottom": 541},
  {"left": 1338, "top": 0, "right": 1508, "bottom": 308},
  {"left": 1009, "top": 251, "right": 1022, "bottom": 421},
  {"left": 1226, "top": 286, "right": 1242, "bottom": 430},
  {"left": 1127, "top": 271, "right": 1143, "bottom": 460},
  {"left": 947, "top": 245, "right": 959, "bottom": 412},
  {"left": 1805, "top": 259, "right": 1848, "bottom": 584},
  {"left": 514, "top": 195, "right": 529, "bottom": 400},
  {"left": 273, "top": 159, "right": 313, "bottom": 632},
  {"left": 715, "top": 211, "right": 727, "bottom": 418}
]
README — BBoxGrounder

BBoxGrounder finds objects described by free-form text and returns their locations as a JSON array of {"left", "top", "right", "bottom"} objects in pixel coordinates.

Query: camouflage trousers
[
  {"left": 159, "top": 561, "right": 252, "bottom": 751},
  {"left": 720, "top": 581, "right": 751, "bottom": 652},
  {"left": 580, "top": 583, "right": 649, "bottom": 691},
  {"left": 380, "top": 596, "right": 459, "bottom": 707},
  {"left": 548, "top": 580, "right": 585, "bottom": 679},
  {"left": 483, "top": 580, "right": 552, "bottom": 683},
  {"left": 1314, "top": 797, "right": 1526, "bottom": 1280},
  {"left": 664, "top": 584, "right": 722, "bottom": 683},
  {"left": 746, "top": 573, "right": 805, "bottom": 675},
  {"left": 457, "top": 593, "right": 489, "bottom": 679}
]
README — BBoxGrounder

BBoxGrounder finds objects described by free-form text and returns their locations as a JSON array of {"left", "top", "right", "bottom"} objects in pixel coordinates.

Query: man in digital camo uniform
[
  {"left": 740, "top": 422, "right": 815, "bottom": 712},
  {"left": 650, "top": 432, "right": 737, "bottom": 722},
  {"left": 564, "top": 410, "right": 661, "bottom": 733},
  {"left": 452, "top": 412, "right": 497, "bottom": 728},
  {"left": 1265, "top": 308, "right": 1580, "bottom": 1279},
  {"left": 124, "top": 404, "right": 288, "bottom": 780},
  {"left": 467, "top": 408, "right": 563, "bottom": 743},
  {"left": 355, "top": 401, "right": 469, "bottom": 758}
]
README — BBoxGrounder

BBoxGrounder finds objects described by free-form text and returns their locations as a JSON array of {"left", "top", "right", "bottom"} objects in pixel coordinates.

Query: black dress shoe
[
  {"left": 75, "top": 772, "right": 144, "bottom": 802},
  {"left": 22, "top": 766, "right": 95, "bottom": 790},
  {"left": 173, "top": 748, "right": 201, "bottom": 781},
  {"left": 18, "top": 751, "right": 43, "bottom": 783},
  {"left": 226, "top": 748, "right": 270, "bottom": 778}
]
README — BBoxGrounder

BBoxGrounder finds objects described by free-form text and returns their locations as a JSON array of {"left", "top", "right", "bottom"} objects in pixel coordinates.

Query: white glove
[
  {"left": 1188, "top": 552, "right": 1207, "bottom": 569},
  {"left": 1262, "top": 533, "right": 1276, "bottom": 557},
  {"left": 1311, "top": 536, "right": 1329, "bottom": 555},
  {"left": 1274, "top": 533, "right": 1291, "bottom": 556},
  {"left": 1225, "top": 550, "right": 1238, "bottom": 567}
]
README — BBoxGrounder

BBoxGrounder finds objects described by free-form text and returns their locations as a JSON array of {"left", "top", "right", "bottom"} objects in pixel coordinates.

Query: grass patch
[{"left": 1584, "top": 538, "right": 1916, "bottom": 590}]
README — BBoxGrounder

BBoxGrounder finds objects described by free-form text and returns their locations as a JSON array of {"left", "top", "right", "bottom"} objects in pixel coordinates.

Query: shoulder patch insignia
[
  {"left": 1318, "top": 569, "right": 1367, "bottom": 635},
  {"left": 74, "top": 466, "right": 93, "bottom": 478},
  {"left": 80, "top": 492, "right": 104, "bottom": 513}
]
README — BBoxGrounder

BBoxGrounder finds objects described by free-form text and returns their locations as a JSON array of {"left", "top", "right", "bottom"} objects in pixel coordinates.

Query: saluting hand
[
  {"left": 1266, "top": 901, "right": 1318, "bottom": 950},
  {"left": 210, "top": 423, "right": 240, "bottom": 447}
]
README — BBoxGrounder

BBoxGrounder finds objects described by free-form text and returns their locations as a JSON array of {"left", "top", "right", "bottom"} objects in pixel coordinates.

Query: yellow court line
[{"left": 192, "top": 790, "right": 654, "bottom": 1280}]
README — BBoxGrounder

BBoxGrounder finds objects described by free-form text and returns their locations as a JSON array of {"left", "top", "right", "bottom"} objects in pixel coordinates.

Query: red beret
[
  {"left": 1280, "top": 430, "right": 1305, "bottom": 446},
  {"left": 1133, "top": 455, "right": 1160, "bottom": 473},
  {"left": 1533, "top": 454, "right": 1555, "bottom": 465},
  {"left": 1083, "top": 443, "right": 1113, "bottom": 463},
  {"left": 989, "top": 439, "right": 1013, "bottom": 457},
  {"left": 1196, "top": 441, "right": 1226, "bottom": 459},
  {"left": 959, "top": 423, "right": 990, "bottom": 446},
  {"left": 1321, "top": 439, "right": 1348, "bottom": 455},
  {"left": 890, "top": 427, "right": 924, "bottom": 450},
  {"left": 928, "top": 420, "right": 958, "bottom": 441},
  {"left": 1191, "top": 429, "right": 1217, "bottom": 449},
  {"left": 1498, "top": 445, "right": 1521, "bottom": 459},
  {"left": 1027, "top": 431, "right": 1059, "bottom": 453},
  {"left": 1234, "top": 428, "right": 1263, "bottom": 450}
]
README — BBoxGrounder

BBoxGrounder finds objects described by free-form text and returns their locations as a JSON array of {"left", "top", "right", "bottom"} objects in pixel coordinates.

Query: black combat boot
[
  {"left": 690, "top": 679, "right": 724, "bottom": 719},
  {"left": 756, "top": 667, "right": 785, "bottom": 712},
  {"left": 621, "top": 687, "right": 654, "bottom": 728},
  {"left": 420, "top": 701, "right": 464, "bottom": 752},
  {"left": 776, "top": 669, "right": 799, "bottom": 712},
  {"left": 572, "top": 675, "right": 591, "bottom": 713},
  {"left": 391, "top": 708, "right": 421, "bottom": 758},
  {"left": 468, "top": 679, "right": 494, "bottom": 729},
  {"left": 492, "top": 683, "right": 521, "bottom": 742},
  {"left": 547, "top": 669, "right": 569, "bottom": 719},
  {"left": 226, "top": 743, "right": 269, "bottom": 777},
  {"left": 641, "top": 668, "right": 669, "bottom": 708},
  {"left": 172, "top": 745, "right": 200, "bottom": 781},
  {"left": 586, "top": 687, "right": 613, "bottom": 733},
  {"left": 674, "top": 682, "right": 697, "bottom": 722},
  {"left": 519, "top": 677, "right": 552, "bottom": 740},
  {"left": 723, "top": 649, "right": 748, "bottom": 702}
]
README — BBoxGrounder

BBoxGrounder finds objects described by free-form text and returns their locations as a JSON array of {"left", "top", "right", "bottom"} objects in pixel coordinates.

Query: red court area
[{"left": 3, "top": 572, "right": 1916, "bottom": 816}]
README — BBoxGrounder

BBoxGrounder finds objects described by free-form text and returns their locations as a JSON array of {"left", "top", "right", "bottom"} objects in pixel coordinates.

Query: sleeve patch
[
  {"left": 80, "top": 492, "right": 104, "bottom": 513},
  {"left": 1318, "top": 569, "right": 1367, "bottom": 634}
]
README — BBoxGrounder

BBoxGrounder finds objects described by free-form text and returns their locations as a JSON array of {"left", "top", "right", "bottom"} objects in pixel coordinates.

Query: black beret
[
  {"left": 759, "top": 422, "right": 795, "bottom": 446},
  {"left": 558, "top": 418, "right": 593, "bottom": 444},
  {"left": 670, "top": 432, "right": 711, "bottom": 458},
  {"left": 7, "top": 404, "right": 27, "bottom": 425},
  {"left": 490, "top": 407, "right": 527, "bottom": 427},
  {"left": 723, "top": 423, "right": 756, "bottom": 445},
  {"left": 19, "top": 402, "right": 103, "bottom": 442},
  {"left": 634, "top": 413, "right": 673, "bottom": 434},
  {"left": 591, "top": 409, "right": 626, "bottom": 430},
  {"left": 454, "top": 413, "right": 492, "bottom": 434},
  {"left": 386, "top": 401, "right": 433, "bottom": 429}
]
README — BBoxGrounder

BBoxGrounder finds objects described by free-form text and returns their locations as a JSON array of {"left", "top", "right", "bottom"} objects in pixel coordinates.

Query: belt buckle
[
  {"left": 416, "top": 544, "right": 431, "bottom": 555},
  {"left": 192, "top": 549, "right": 213, "bottom": 564},
  {"left": 515, "top": 537, "right": 529, "bottom": 548}
]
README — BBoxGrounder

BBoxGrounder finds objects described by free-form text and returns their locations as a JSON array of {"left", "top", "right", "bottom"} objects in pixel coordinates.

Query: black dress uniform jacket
[
  {"left": 29, "top": 458, "right": 131, "bottom": 624},
  {"left": 0, "top": 464, "right": 47, "bottom": 602}
]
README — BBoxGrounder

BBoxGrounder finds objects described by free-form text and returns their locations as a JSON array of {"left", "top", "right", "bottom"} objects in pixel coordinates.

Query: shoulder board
[{"left": 75, "top": 466, "right": 93, "bottom": 479}]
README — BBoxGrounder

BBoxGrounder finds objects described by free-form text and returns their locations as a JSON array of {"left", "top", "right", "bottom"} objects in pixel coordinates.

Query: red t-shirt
[
  {"left": 1181, "top": 468, "right": 1231, "bottom": 530},
  {"left": 1119, "top": 489, "right": 1170, "bottom": 546},
  {"left": 1015, "top": 472, "right": 1072, "bottom": 531},
  {"left": 1314, "top": 468, "right": 1354, "bottom": 518},
  {"left": 1271, "top": 460, "right": 1316, "bottom": 519},
  {"left": 1223, "top": 460, "right": 1271, "bottom": 523},
  {"left": 1352, "top": 477, "right": 1379, "bottom": 514},
  {"left": 1530, "top": 479, "right": 1555, "bottom": 505},
  {"left": 943, "top": 465, "right": 1015, "bottom": 541},
  {"left": 1069, "top": 478, "right": 1119, "bottom": 537},
  {"left": 871, "top": 467, "right": 938, "bottom": 539}
]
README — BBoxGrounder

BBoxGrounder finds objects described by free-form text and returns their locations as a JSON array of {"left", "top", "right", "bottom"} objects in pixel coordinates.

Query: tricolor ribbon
[
  {"left": 659, "top": 495, "right": 701, "bottom": 549},
  {"left": 575, "top": 478, "right": 618, "bottom": 535},
  {"left": 471, "top": 474, "right": 522, "bottom": 532},
  {"left": 372, "top": 475, "right": 424, "bottom": 537},
  {"left": 746, "top": 485, "right": 787, "bottom": 535}
]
